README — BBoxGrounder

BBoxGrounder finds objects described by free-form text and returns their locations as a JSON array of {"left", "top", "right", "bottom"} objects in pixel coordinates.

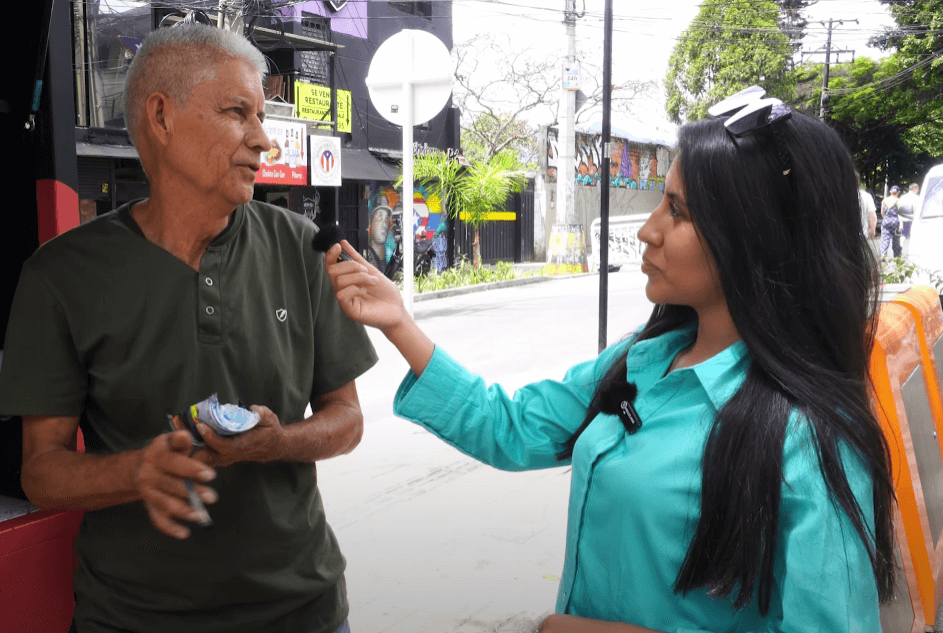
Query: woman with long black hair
[{"left": 325, "top": 89, "right": 895, "bottom": 633}]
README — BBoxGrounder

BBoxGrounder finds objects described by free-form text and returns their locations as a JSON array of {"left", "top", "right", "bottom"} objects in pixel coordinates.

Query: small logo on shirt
[{"left": 276, "top": 309, "right": 288, "bottom": 322}]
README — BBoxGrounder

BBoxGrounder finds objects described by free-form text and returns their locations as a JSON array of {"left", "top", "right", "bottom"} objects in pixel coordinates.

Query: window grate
[
  {"left": 297, "top": 13, "right": 331, "bottom": 84},
  {"left": 389, "top": 2, "right": 432, "bottom": 18}
]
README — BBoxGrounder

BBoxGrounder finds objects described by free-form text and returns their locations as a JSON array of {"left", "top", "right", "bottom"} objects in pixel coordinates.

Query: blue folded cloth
[{"left": 192, "top": 393, "right": 260, "bottom": 436}]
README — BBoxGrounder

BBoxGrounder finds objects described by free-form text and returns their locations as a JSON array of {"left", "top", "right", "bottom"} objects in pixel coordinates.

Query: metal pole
[
  {"left": 402, "top": 33, "right": 415, "bottom": 317},
  {"left": 819, "top": 18, "right": 833, "bottom": 119},
  {"left": 331, "top": 49, "right": 340, "bottom": 231},
  {"left": 598, "top": 0, "right": 612, "bottom": 353}
]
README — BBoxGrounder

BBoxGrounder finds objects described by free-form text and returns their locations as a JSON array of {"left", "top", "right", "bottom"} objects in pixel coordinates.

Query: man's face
[
  {"left": 912, "top": 185, "right": 920, "bottom": 195},
  {"left": 369, "top": 208, "right": 391, "bottom": 244},
  {"left": 164, "top": 58, "right": 272, "bottom": 209}
]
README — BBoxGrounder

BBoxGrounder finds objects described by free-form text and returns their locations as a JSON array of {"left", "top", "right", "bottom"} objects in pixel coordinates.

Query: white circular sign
[
  {"left": 311, "top": 137, "right": 341, "bottom": 186},
  {"left": 365, "top": 29, "right": 453, "bottom": 127}
]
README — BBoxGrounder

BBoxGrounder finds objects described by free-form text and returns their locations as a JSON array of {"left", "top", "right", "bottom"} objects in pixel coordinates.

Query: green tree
[
  {"left": 794, "top": 57, "right": 934, "bottom": 189},
  {"left": 791, "top": 1, "right": 943, "bottom": 187},
  {"left": 871, "top": 0, "right": 943, "bottom": 153},
  {"left": 665, "top": 0, "right": 796, "bottom": 123},
  {"left": 461, "top": 112, "right": 538, "bottom": 167},
  {"left": 404, "top": 150, "right": 527, "bottom": 269},
  {"left": 775, "top": 0, "right": 818, "bottom": 53}
]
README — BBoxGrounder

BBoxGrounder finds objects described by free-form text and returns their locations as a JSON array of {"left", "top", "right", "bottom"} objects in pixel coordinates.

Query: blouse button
[
  {"left": 205, "top": 277, "right": 213, "bottom": 286},
  {"left": 206, "top": 306, "right": 215, "bottom": 315}
]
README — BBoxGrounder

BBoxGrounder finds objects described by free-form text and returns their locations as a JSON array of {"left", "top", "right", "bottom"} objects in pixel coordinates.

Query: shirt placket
[
  {"left": 557, "top": 416, "right": 624, "bottom": 612},
  {"left": 198, "top": 250, "right": 222, "bottom": 344}
]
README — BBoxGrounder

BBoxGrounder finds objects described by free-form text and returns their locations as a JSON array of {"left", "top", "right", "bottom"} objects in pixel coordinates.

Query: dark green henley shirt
[{"left": 0, "top": 200, "right": 378, "bottom": 633}]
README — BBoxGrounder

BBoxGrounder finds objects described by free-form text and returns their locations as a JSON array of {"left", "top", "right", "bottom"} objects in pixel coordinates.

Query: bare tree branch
[{"left": 453, "top": 33, "right": 657, "bottom": 161}]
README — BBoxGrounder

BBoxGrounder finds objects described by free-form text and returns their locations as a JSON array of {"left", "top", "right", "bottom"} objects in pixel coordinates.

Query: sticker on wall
[
  {"left": 311, "top": 137, "right": 342, "bottom": 187},
  {"left": 258, "top": 119, "right": 308, "bottom": 186}
]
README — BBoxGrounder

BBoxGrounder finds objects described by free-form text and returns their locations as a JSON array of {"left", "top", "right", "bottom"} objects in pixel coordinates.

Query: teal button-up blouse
[{"left": 393, "top": 325, "right": 880, "bottom": 633}]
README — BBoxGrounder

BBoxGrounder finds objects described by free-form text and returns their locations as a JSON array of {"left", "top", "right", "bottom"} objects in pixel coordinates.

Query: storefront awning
[
  {"left": 341, "top": 148, "right": 399, "bottom": 181},
  {"left": 76, "top": 142, "right": 139, "bottom": 159}
]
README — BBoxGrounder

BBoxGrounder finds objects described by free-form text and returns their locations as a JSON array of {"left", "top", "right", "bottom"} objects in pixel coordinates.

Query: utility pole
[
  {"left": 597, "top": 0, "right": 612, "bottom": 353},
  {"left": 557, "top": 0, "right": 577, "bottom": 226},
  {"left": 799, "top": 18, "right": 857, "bottom": 119},
  {"left": 547, "top": 0, "right": 587, "bottom": 274}
]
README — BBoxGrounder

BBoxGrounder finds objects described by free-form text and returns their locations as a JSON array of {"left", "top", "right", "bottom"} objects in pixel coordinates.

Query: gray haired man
[{"left": 0, "top": 24, "right": 375, "bottom": 633}]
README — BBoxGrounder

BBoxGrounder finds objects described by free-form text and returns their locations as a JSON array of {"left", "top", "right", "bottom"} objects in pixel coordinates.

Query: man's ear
[{"left": 143, "top": 92, "right": 175, "bottom": 147}]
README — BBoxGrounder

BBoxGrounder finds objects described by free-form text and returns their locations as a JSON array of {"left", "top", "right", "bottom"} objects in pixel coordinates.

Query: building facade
[{"left": 70, "top": 0, "right": 457, "bottom": 260}]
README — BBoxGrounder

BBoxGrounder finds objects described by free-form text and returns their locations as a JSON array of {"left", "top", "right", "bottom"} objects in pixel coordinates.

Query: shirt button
[
  {"left": 205, "top": 277, "right": 213, "bottom": 286},
  {"left": 206, "top": 306, "right": 215, "bottom": 315}
]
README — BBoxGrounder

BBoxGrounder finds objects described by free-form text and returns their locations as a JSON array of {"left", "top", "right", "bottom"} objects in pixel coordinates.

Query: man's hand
[
  {"left": 194, "top": 405, "right": 286, "bottom": 467},
  {"left": 132, "top": 430, "right": 217, "bottom": 539}
]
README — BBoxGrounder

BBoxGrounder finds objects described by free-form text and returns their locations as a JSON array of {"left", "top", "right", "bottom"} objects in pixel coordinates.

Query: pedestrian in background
[
  {"left": 881, "top": 185, "right": 902, "bottom": 257},
  {"left": 327, "top": 91, "right": 894, "bottom": 633},
  {"left": 898, "top": 182, "right": 921, "bottom": 254},
  {"left": 858, "top": 174, "right": 877, "bottom": 240}
]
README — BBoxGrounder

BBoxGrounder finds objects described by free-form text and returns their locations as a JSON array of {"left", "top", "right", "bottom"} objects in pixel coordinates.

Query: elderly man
[{"left": 0, "top": 24, "right": 375, "bottom": 633}]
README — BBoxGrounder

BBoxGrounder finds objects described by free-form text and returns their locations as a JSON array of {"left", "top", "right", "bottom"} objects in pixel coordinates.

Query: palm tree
[{"left": 404, "top": 150, "right": 527, "bottom": 268}]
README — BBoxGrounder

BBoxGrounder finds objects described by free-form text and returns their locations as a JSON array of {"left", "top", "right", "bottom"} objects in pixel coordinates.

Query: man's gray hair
[{"left": 124, "top": 24, "right": 267, "bottom": 147}]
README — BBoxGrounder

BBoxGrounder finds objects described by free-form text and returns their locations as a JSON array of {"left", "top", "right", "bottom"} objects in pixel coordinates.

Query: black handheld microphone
[{"left": 311, "top": 225, "right": 354, "bottom": 262}]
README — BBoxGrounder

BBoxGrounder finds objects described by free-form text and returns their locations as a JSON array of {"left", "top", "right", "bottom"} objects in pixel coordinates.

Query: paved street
[{"left": 317, "top": 270, "right": 654, "bottom": 633}]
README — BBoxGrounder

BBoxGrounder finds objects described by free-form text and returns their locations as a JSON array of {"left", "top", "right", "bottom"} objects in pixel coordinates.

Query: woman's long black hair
[{"left": 558, "top": 112, "right": 895, "bottom": 613}]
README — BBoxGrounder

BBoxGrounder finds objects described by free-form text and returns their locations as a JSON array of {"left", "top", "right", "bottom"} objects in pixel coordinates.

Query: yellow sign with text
[
  {"left": 459, "top": 212, "right": 516, "bottom": 221},
  {"left": 294, "top": 81, "right": 352, "bottom": 134}
]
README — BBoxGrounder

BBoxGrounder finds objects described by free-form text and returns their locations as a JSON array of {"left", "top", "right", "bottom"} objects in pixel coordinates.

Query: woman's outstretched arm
[{"left": 325, "top": 240, "right": 435, "bottom": 376}]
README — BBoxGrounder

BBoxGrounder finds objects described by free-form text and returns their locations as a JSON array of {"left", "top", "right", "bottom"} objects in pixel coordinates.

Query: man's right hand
[
  {"left": 133, "top": 430, "right": 217, "bottom": 539},
  {"left": 22, "top": 416, "right": 217, "bottom": 539}
]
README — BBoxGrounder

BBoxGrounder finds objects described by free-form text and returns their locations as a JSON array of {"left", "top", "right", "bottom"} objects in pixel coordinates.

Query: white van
[{"left": 906, "top": 164, "right": 943, "bottom": 275}]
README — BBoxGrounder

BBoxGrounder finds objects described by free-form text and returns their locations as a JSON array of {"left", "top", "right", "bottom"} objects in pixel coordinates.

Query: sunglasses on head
[{"left": 708, "top": 86, "right": 793, "bottom": 176}]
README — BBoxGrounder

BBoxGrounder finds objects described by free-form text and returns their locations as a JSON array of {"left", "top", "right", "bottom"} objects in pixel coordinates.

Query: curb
[{"left": 412, "top": 272, "right": 597, "bottom": 302}]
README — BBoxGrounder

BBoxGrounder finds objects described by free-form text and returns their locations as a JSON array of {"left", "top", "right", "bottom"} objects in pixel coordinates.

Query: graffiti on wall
[
  {"left": 589, "top": 215, "right": 650, "bottom": 271},
  {"left": 546, "top": 128, "right": 559, "bottom": 184},
  {"left": 367, "top": 184, "right": 447, "bottom": 271},
  {"left": 574, "top": 133, "right": 665, "bottom": 191},
  {"left": 541, "top": 127, "right": 671, "bottom": 192}
]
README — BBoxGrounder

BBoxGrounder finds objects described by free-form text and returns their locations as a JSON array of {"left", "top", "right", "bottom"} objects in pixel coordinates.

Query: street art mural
[
  {"left": 367, "top": 184, "right": 447, "bottom": 272},
  {"left": 573, "top": 133, "right": 666, "bottom": 192},
  {"left": 545, "top": 128, "right": 559, "bottom": 184},
  {"left": 656, "top": 147, "right": 669, "bottom": 178},
  {"left": 541, "top": 128, "right": 670, "bottom": 192}
]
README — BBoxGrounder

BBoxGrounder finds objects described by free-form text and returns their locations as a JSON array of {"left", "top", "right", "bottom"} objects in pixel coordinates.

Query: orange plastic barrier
[
  {"left": 872, "top": 292, "right": 943, "bottom": 628},
  {"left": 892, "top": 286, "right": 943, "bottom": 466}
]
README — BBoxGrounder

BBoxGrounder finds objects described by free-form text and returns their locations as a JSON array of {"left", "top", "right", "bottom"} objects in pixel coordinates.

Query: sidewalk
[
  {"left": 318, "top": 271, "right": 654, "bottom": 633},
  {"left": 413, "top": 262, "right": 595, "bottom": 303}
]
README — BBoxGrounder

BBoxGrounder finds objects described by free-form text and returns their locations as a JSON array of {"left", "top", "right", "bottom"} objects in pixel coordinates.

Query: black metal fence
[{"left": 452, "top": 189, "right": 535, "bottom": 265}]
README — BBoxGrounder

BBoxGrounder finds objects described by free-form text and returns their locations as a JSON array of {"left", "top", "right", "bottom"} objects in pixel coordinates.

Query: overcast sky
[{"left": 450, "top": 0, "right": 896, "bottom": 134}]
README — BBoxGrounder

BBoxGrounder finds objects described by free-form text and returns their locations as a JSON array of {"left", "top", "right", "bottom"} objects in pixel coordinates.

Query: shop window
[
  {"left": 74, "top": 1, "right": 152, "bottom": 129},
  {"left": 389, "top": 2, "right": 432, "bottom": 18}
]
